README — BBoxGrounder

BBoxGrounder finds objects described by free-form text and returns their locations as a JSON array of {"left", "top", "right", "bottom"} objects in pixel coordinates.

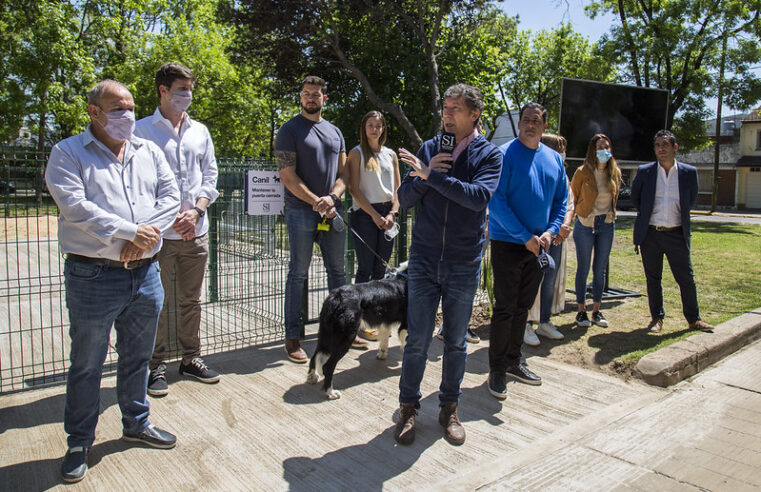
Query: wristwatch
[
  {"left": 329, "top": 193, "right": 340, "bottom": 205},
  {"left": 392, "top": 210, "right": 399, "bottom": 218},
  {"left": 193, "top": 206, "right": 206, "bottom": 218}
]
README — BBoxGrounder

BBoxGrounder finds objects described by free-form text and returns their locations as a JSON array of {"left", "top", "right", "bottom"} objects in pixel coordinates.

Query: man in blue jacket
[
  {"left": 487, "top": 103, "right": 567, "bottom": 400},
  {"left": 631, "top": 130, "right": 713, "bottom": 334},
  {"left": 393, "top": 83, "right": 502, "bottom": 446}
]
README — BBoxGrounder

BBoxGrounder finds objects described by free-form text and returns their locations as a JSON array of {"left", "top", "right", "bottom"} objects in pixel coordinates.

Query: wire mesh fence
[{"left": 0, "top": 149, "right": 428, "bottom": 393}]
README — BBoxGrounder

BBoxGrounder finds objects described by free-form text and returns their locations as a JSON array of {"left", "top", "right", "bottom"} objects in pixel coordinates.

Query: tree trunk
[
  {"left": 425, "top": 42, "right": 443, "bottom": 134},
  {"left": 711, "top": 35, "right": 727, "bottom": 213},
  {"left": 36, "top": 97, "right": 46, "bottom": 205}
]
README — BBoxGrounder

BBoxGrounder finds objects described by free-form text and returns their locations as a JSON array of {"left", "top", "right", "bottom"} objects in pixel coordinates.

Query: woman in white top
[{"left": 347, "top": 111, "right": 401, "bottom": 338}]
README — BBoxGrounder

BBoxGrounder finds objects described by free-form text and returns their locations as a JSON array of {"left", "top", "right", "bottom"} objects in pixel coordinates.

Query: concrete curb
[{"left": 635, "top": 307, "right": 761, "bottom": 387}]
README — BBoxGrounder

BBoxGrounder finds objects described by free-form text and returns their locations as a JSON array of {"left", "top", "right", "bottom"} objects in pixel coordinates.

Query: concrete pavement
[{"left": 444, "top": 335, "right": 761, "bottom": 491}]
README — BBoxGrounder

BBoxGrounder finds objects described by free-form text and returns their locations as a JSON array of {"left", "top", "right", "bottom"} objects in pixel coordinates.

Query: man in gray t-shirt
[{"left": 274, "top": 75, "right": 353, "bottom": 363}]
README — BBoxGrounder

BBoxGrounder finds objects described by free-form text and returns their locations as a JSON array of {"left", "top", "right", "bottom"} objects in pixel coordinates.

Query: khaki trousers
[{"left": 150, "top": 235, "right": 208, "bottom": 368}]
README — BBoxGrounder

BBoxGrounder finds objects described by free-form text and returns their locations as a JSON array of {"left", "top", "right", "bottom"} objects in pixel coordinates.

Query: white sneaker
[
  {"left": 523, "top": 323, "right": 540, "bottom": 346},
  {"left": 536, "top": 322, "right": 564, "bottom": 340}
]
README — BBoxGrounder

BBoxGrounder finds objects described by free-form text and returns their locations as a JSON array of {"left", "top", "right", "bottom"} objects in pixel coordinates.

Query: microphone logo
[{"left": 440, "top": 132, "right": 456, "bottom": 154}]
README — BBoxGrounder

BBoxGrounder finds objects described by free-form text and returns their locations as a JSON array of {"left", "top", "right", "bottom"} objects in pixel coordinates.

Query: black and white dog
[{"left": 307, "top": 263, "right": 408, "bottom": 400}]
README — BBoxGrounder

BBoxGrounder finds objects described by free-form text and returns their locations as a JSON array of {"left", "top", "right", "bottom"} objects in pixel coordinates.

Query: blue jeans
[
  {"left": 539, "top": 242, "right": 563, "bottom": 323},
  {"left": 63, "top": 260, "right": 164, "bottom": 448},
  {"left": 284, "top": 207, "right": 346, "bottom": 339},
  {"left": 399, "top": 254, "right": 481, "bottom": 406},
  {"left": 573, "top": 216, "right": 615, "bottom": 304}
]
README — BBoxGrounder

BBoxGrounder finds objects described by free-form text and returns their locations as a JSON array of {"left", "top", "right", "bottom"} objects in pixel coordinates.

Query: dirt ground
[
  {"left": 0, "top": 215, "right": 58, "bottom": 242},
  {"left": 439, "top": 299, "right": 641, "bottom": 381}
]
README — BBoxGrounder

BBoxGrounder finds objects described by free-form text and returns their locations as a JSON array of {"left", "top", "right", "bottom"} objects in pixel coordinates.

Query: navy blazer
[{"left": 631, "top": 160, "right": 699, "bottom": 248}]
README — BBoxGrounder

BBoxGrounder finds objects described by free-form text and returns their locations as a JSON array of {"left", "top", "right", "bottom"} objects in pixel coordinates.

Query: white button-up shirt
[
  {"left": 135, "top": 108, "right": 219, "bottom": 240},
  {"left": 650, "top": 161, "right": 681, "bottom": 227},
  {"left": 45, "top": 127, "right": 180, "bottom": 260}
]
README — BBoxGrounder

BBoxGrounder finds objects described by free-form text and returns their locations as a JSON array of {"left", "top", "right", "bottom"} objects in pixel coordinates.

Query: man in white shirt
[
  {"left": 631, "top": 130, "right": 714, "bottom": 334},
  {"left": 135, "top": 62, "right": 221, "bottom": 396},
  {"left": 45, "top": 79, "right": 181, "bottom": 483}
]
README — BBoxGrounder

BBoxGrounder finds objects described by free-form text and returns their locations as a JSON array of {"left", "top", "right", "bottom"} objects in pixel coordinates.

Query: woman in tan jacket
[{"left": 570, "top": 133, "right": 621, "bottom": 329}]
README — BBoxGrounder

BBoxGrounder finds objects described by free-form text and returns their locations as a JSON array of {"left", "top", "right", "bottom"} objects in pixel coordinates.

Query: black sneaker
[
  {"left": 488, "top": 371, "right": 507, "bottom": 400},
  {"left": 179, "top": 357, "right": 221, "bottom": 383},
  {"left": 506, "top": 362, "right": 542, "bottom": 386},
  {"left": 592, "top": 311, "right": 609, "bottom": 328},
  {"left": 61, "top": 446, "right": 88, "bottom": 483},
  {"left": 465, "top": 328, "right": 480, "bottom": 344},
  {"left": 147, "top": 364, "right": 169, "bottom": 396},
  {"left": 122, "top": 424, "right": 177, "bottom": 449},
  {"left": 576, "top": 311, "right": 591, "bottom": 328}
]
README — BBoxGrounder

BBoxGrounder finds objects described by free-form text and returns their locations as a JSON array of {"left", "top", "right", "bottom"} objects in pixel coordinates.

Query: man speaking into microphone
[{"left": 393, "top": 83, "right": 502, "bottom": 447}]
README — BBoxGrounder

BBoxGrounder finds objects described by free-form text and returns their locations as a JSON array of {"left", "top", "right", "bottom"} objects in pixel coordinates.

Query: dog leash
[{"left": 346, "top": 223, "right": 404, "bottom": 277}]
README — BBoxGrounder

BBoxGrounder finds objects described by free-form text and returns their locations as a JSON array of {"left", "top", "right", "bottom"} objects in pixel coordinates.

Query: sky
[
  {"left": 501, "top": 0, "right": 617, "bottom": 41},
  {"left": 499, "top": 0, "right": 752, "bottom": 117}
]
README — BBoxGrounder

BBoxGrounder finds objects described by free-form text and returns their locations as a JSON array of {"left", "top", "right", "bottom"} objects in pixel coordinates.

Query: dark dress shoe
[
  {"left": 61, "top": 446, "right": 88, "bottom": 483},
  {"left": 123, "top": 424, "right": 177, "bottom": 449},
  {"left": 506, "top": 362, "right": 542, "bottom": 386}
]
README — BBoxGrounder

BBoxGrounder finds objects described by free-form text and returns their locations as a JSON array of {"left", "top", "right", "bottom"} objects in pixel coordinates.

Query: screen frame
[{"left": 558, "top": 77, "right": 670, "bottom": 164}]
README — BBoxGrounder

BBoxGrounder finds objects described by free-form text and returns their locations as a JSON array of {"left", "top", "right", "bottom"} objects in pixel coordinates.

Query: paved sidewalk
[
  {"left": 2, "top": 328, "right": 760, "bottom": 490},
  {"left": 445, "top": 336, "right": 761, "bottom": 491}
]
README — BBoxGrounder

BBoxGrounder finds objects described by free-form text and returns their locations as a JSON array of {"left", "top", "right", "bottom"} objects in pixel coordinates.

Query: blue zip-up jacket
[
  {"left": 398, "top": 134, "right": 502, "bottom": 262},
  {"left": 489, "top": 138, "right": 567, "bottom": 245}
]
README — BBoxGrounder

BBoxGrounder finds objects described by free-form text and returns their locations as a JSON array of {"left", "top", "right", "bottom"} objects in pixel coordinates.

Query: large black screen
[{"left": 559, "top": 78, "right": 669, "bottom": 162}]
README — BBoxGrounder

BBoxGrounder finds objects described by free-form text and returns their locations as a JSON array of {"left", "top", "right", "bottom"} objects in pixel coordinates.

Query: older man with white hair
[{"left": 45, "top": 79, "right": 180, "bottom": 483}]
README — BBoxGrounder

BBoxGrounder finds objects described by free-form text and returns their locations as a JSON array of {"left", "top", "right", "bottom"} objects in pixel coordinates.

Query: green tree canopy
[{"left": 586, "top": 0, "right": 761, "bottom": 148}]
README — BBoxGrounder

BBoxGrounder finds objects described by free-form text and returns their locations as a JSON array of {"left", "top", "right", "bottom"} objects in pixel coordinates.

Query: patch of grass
[{"left": 537, "top": 217, "right": 761, "bottom": 376}]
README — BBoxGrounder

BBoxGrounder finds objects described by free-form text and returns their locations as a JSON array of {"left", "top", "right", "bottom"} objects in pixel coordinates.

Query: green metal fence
[{"left": 0, "top": 149, "right": 416, "bottom": 393}]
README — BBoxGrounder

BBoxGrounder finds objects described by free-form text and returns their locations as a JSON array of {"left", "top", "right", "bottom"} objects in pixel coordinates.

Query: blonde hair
[
  {"left": 541, "top": 133, "right": 567, "bottom": 154},
  {"left": 359, "top": 111, "right": 387, "bottom": 172},
  {"left": 584, "top": 133, "right": 621, "bottom": 192}
]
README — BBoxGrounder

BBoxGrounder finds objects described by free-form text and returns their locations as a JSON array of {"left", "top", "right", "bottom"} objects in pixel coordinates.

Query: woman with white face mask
[{"left": 570, "top": 133, "right": 622, "bottom": 329}]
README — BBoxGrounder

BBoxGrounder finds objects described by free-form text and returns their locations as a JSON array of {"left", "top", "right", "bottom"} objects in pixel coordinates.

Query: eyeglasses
[{"left": 301, "top": 91, "right": 323, "bottom": 100}]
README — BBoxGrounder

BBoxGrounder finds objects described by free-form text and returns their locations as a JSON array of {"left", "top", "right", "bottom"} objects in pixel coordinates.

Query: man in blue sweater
[
  {"left": 393, "top": 84, "right": 502, "bottom": 446},
  {"left": 487, "top": 103, "right": 567, "bottom": 399}
]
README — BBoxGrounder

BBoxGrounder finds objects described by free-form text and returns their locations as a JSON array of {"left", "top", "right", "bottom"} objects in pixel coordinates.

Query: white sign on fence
[{"left": 244, "top": 170, "right": 284, "bottom": 215}]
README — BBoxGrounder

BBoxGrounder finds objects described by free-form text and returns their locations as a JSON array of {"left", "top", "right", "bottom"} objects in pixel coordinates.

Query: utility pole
[{"left": 712, "top": 34, "right": 728, "bottom": 213}]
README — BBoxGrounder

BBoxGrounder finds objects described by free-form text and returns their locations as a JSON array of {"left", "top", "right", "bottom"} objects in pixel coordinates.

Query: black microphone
[{"left": 440, "top": 132, "right": 456, "bottom": 154}]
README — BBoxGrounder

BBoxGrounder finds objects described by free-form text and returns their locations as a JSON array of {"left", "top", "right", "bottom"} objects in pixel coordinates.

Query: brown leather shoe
[
  {"left": 351, "top": 335, "right": 369, "bottom": 350},
  {"left": 647, "top": 318, "right": 663, "bottom": 333},
  {"left": 285, "top": 339, "right": 308, "bottom": 363},
  {"left": 394, "top": 403, "right": 417, "bottom": 445},
  {"left": 438, "top": 402, "right": 465, "bottom": 445},
  {"left": 689, "top": 320, "right": 714, "bottom": 333}
]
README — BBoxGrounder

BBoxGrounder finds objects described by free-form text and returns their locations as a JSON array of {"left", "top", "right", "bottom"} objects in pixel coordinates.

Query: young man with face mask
[
  {"left": 45, "top": 80, "right": 181, "bottom": 482},
  {"left": 135, "top": 62, "right": 221, "bottom": 396}
]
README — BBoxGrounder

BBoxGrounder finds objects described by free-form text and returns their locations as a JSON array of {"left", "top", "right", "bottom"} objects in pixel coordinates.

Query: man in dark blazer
[{"left": 631, "top": 129, "right": 714, "bottom": 334}]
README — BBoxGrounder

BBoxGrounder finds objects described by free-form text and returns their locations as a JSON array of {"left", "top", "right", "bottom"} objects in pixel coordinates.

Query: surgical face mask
[
  {"left": 596, "top": 149, "right": 612, "bottom": 164},
  {"left": 559, "top": 152, "right": 566, "bottom": 160},
  {"left": 97, "top": 108, "right": 135, "bottom": 141},
  {"left": 170, "top": 90, "right": 192, "bottom": 114}
]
